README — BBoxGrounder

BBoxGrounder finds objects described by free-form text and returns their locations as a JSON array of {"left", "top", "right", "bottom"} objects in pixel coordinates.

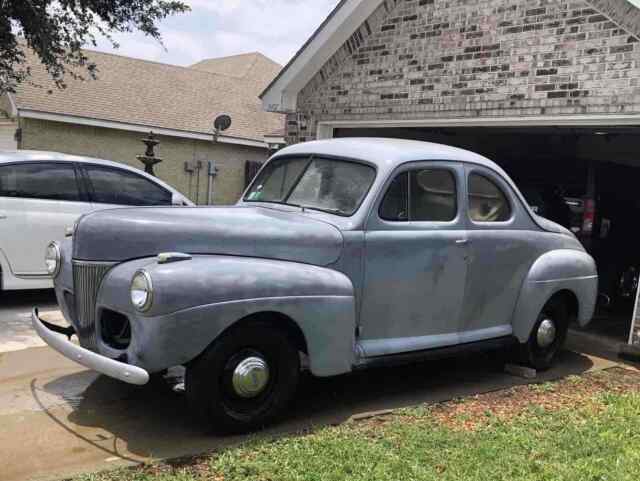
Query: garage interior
[{"left": 336, "top": 125, "right": 640, "bottom": 348}]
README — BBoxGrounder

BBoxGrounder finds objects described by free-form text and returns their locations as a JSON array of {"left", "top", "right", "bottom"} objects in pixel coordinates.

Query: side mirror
[{"left": 172, "top": 193, "right": 186, "bottom": 206}]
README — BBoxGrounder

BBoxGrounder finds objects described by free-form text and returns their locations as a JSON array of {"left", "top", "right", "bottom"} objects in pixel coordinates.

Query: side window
[
  {"left": 379, "top": 168, "right": 457, "bottom": 222},
  {"left": 410, "top": 169, "right": 457, "bottom": 221},
  {"left": 0, "top": 162, "right": 81, "bottom": 202},
  {"left": 84, "top": 165, "right": 172, "bottom": 206},
  {"left": 468, "top": 173, "right": 511, "bottom": 222}
]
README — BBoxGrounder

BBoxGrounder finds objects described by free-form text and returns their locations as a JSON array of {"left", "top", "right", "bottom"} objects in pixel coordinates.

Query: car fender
[
  {"left": 97, "top": 255, "right": 357, "bottom": 377},
  {"left": 511, "top": 249, "right": 598, "bottom": 342}
]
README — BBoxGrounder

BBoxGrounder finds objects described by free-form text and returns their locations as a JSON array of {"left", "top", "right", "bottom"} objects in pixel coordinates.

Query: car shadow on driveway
[{"left": 39, "top": 350, "right": 595, "bottom": 463}]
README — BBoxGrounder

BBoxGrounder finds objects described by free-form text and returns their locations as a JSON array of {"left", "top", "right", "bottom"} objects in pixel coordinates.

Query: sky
[{"left": 91, "top": 0, "right": 341, "bottom": 67}]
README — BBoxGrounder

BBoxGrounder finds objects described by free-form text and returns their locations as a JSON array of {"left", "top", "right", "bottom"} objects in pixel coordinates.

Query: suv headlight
[
  {"left": 130, "top": 270, "right": 153, "bottom": 312},
  {"left": 45, "top": 242, "right": 61, "bottom": 277}
]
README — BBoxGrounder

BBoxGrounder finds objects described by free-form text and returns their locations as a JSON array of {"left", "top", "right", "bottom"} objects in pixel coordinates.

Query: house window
[{"left": 245, "top": 160, "right": 264, "bottom": 189}]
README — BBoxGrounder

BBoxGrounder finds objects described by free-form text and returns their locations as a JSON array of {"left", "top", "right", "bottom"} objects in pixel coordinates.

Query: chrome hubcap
[
  {"left": 537, "top": 319, "right": 557, "bottom": 348},
  {"left": 232, "top": 356, "right": 270, "bottom": 398}
]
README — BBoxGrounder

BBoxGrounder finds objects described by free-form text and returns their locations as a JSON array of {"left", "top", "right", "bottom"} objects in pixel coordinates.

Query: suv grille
[{"left": 72, "top": 261, "right": 115, "bottom": 351}]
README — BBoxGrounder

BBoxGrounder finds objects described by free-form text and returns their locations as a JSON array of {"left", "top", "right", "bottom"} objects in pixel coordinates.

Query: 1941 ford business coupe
[{"left": 33, "top": 138, "right": 597, "bottom": 432}]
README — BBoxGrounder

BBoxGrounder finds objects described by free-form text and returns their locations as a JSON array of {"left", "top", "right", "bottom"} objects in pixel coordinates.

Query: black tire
[
  {"left": 186, "top": 323, "right": 300, "bottom": 434},
  {"left": 519, "top": 297, "right": 568, "bottom": 371}
]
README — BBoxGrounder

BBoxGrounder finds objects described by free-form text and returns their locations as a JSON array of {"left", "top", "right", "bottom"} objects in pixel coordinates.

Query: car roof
[
  {"left": 273, "top": 137, "right": 506, "bottom": 175},
  {"left": 0, "top": 150, "right": 139, "bottom": 170}
]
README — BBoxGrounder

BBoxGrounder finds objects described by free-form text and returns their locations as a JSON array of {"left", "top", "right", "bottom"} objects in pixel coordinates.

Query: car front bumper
[{"left": 32, "top": 308, "right": 149, "bottom": 386}]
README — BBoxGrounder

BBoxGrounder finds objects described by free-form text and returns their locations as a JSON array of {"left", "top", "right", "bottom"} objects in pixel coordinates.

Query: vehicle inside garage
[{"left": 335, "top": 125, "right": 640, "bottom": 345}]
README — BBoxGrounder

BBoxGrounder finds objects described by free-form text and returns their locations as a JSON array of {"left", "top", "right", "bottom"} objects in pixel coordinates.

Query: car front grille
[{"left": 72, "top": 260, "right": 115, "bottom": 351}]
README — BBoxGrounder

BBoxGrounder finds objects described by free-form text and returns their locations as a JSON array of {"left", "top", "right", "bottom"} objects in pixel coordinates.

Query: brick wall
[
  {"left": 19, "top": 118, "right": 268, "bottom": 205},
  {"left": 288, "top": 0, "right": 640, "bottom": 143}
]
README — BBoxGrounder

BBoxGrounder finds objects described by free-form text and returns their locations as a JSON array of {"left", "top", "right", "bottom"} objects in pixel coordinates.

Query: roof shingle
[
  {"left": 191, "top": 52, "right": 282, "bottom": 90},
  {"left": 12, "top": 49, "right": 284, "bottom": 143}
]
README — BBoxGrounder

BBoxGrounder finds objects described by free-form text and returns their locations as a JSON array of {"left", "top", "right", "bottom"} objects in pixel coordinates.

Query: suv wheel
[
  {"left": 520, "top": 297, "right": 568, "bottom": 371},
  {"left": 186, "top": 323, "right": 300, "bottom": 434}
]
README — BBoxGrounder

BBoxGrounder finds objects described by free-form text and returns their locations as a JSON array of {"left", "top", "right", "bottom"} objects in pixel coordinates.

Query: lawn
[{"left": 77, "top": 368, "right": 640, "bottom": 481}]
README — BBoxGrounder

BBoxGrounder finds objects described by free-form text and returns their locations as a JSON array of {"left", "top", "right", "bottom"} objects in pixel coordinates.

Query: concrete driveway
[
  {"left": 0, "top": 290, "right": 58, "bottom": 353},
  {"left": 0, "top": 291, "right": 619, "bottom": 481}
]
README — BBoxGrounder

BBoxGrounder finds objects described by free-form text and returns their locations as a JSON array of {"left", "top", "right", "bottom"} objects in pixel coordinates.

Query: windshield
[{"left": 244, "top": 156, "right": 376, "bottom": 216}]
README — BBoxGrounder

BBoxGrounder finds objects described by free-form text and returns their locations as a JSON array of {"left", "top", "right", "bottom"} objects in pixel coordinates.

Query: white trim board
[
  {"left": 17, "top": 109, "right": 269, "bottom": 149},
  {"left": 316, "top": 114, "right": 640, "bottom": 138}
]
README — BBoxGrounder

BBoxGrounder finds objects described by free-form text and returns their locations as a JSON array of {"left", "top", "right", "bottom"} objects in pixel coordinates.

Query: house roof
[
  {"left": 261, "top": 0, "right": 640, "bottom": 113},
  {"left": 191, "top": 52, "right": 282, "bottom": 90},
  {"left": 10, "top": 48, "right": 284, "bottom": 146}
]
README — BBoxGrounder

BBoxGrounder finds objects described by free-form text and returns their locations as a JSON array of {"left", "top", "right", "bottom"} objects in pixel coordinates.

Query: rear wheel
[
  {"left": 186, "top": 323, "right": 300, "bottom": 434},
  {"left": 520, "top": 298, "right": 569, "bottom": 370}
]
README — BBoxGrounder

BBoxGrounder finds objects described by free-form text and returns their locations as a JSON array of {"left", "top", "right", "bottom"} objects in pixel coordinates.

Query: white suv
[{"left": 0, "top": 151, "right": 192, "bottom": 291}]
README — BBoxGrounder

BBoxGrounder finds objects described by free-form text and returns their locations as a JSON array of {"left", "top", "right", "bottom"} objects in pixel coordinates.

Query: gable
[
  {"left": 263, "top": 0, "right": 640, "bottom": 115},
  {"left": 297, "top": 0, "right": 640, "bottom": 122},
  {"left": 191, "top": 53, "right": 282, "bottom": 90}
]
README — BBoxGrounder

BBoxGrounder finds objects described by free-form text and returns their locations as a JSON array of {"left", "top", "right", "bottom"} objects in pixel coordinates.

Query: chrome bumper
[{"left": 32, "top": 308, "right": 149, "bottom": 385}]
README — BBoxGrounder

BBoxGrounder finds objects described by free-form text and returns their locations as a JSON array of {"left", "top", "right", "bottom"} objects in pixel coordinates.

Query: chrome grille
[{"left": 72, "top": 260, "right": 115, "bottom": 351}]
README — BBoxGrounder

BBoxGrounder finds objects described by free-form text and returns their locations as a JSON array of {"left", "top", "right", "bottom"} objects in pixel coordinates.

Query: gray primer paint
[{"left": 45, "top": 138, "right": 597, "bottom": 381}]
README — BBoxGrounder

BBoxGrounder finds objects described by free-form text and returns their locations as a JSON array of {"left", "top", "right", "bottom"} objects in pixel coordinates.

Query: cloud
[{"left": 88, "top": 0, "right": 340, "bottom": 66}]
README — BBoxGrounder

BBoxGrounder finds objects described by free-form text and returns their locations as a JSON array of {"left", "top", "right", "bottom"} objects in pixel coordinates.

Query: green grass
[{"left": 77, "top": 379, "right": 640, "bottom": 481}]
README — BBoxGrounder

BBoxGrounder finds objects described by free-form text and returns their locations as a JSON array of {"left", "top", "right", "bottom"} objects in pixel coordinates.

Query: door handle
[
  {"left": 455, "top": 239, "right": 469, "bottom": 246},
  {"left": 0, "top": 213, "right": 6, "bottom": 219}
]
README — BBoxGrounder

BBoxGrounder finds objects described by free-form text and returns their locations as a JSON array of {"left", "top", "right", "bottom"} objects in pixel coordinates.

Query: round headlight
[
  {"left": 45, "top": 242, "right": 61, "bottom": 277},
  {"left": 130, "top": 270, "right": 153, "bottom": 312}
]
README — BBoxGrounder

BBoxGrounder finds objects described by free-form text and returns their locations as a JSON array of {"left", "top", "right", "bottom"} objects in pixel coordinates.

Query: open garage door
[{"left": 335, "top": 125, "right": 640, "bottom": 345}]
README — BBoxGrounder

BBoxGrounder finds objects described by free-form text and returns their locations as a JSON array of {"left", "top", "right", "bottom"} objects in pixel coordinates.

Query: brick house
[
  {"left": 1, "top": 50, "right": 284, "bottom": 205},
  {"left": 263, "top": 0, "right": 640, "bottom": 348}
]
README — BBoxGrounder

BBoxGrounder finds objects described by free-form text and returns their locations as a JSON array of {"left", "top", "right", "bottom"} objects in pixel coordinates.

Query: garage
[{"left": 261, "top": 0, "right": 640, "bottom": 351}]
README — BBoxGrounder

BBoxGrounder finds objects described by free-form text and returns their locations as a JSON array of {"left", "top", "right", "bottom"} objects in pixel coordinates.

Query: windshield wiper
[{"left": 294, "top": 204, "right": 348, "bottom": 216}]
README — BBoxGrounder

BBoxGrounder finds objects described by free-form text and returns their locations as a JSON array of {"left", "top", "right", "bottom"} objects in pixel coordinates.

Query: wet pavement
[
  {"left": 0, "top": 290, "right": 622, "bottom": 481},
  {"left": 0, "top": 290, "right": 57, "bottom": 353}
]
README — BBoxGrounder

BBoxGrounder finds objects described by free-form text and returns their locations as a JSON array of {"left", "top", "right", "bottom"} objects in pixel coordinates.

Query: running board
[{"left": 354, "top": 336, "right": 517, "bottom": 370}]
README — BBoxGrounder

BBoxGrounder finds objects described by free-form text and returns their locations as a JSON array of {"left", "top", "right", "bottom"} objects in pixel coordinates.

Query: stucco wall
[
  {"left": 287, "top": 0, "right": 640, "bottom": 143},
  {"left": 0, "top": 120, "right": 17, "bottom": 150},
  {"left": 19, "top": 118, "right": 268, "bottom": 205}
]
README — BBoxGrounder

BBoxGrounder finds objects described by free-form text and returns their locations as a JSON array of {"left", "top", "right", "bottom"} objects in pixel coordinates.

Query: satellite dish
[{"left": 214, "top": 114, "right": 232, "bottom": 132}]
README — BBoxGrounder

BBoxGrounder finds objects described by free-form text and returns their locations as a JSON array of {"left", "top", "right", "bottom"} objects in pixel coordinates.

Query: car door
[
  {"left": 359, "top": 161, "right": 469, "bottom": 357},
  {"left": 460, "top": 165, "right": 538, "bottom": 340},
  {"left": 80, "top": 164, "right": 174, "bottom": 207},
  {"left": 0, "top": 161, "right": 91, "bottom": 276}
]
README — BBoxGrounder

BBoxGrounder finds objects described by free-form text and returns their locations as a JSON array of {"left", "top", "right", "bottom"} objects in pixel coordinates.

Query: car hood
[{"left": 72, "top": 206, "right": 344, "bottom": 266}]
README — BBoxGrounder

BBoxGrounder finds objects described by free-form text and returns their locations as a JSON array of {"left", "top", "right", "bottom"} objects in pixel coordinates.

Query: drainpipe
[{"left": 207, "top": 160, "right": 218, "bottom": 205}]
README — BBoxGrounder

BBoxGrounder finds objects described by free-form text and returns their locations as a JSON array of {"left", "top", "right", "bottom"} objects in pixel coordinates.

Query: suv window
[
  {"left": 84, "top": 165, "right": 172, "bottom": 206},
  {"left": 0, "top": 162, "right": 81, "bottom": 201},
  {"left": 380, "top": 168, "right": 457, "bottom": 222},
  {"left": 468, "top": 173, "right": 511, "bottom": 222}
]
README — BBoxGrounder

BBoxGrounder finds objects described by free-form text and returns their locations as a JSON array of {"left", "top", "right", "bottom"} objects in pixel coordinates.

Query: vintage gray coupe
[{"left": 33, "top": 138, "right": 598, "bottom": 432}]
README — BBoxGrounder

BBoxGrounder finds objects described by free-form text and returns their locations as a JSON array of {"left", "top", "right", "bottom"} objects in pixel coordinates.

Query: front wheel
[
  {"left": 519, "top": 298, "right": 568, "bottom": 371},
  {"left": 186, "top": 323, "right": 300, "bottom": 434}
]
